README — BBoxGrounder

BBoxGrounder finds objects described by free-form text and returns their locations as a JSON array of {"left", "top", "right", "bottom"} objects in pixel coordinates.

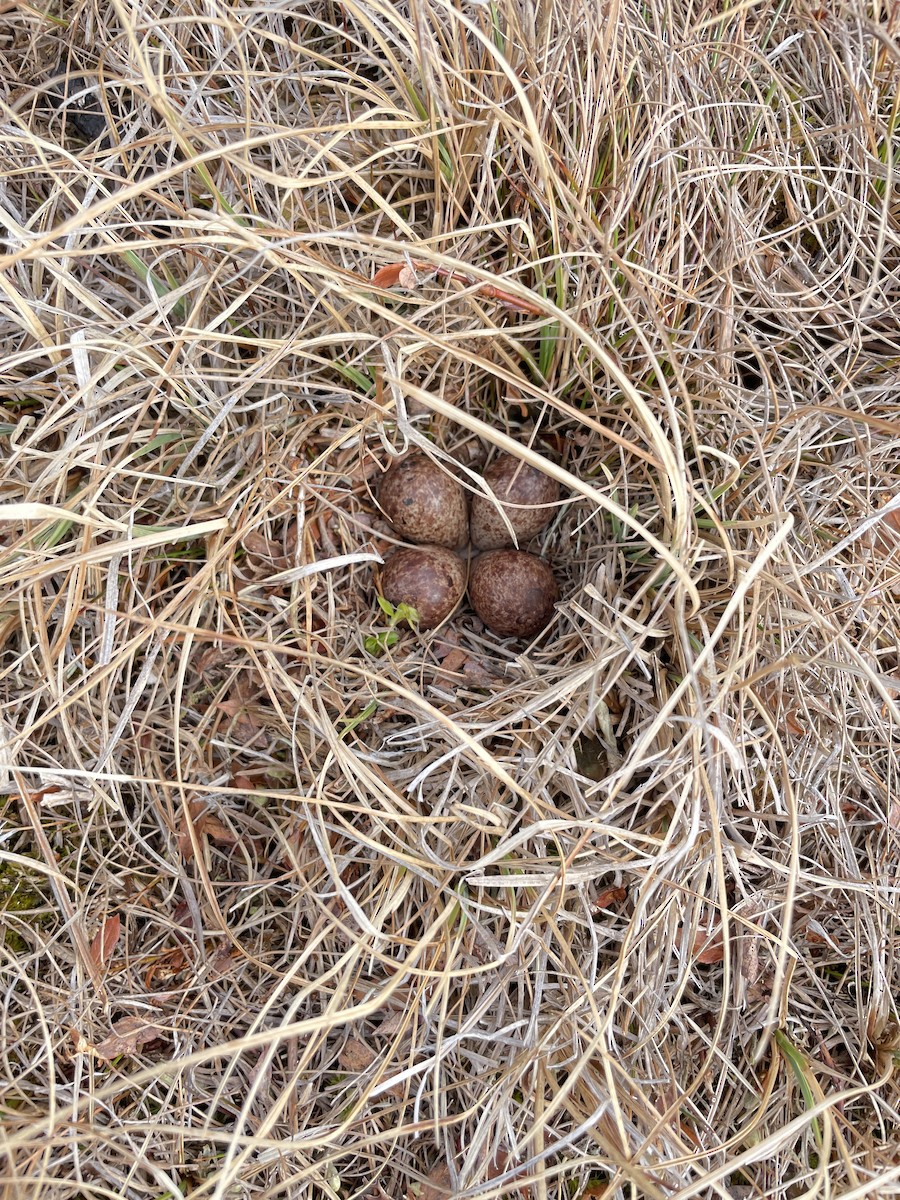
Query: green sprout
[
  {"left": 340, "top": 699, "right": 379, "bottom": 739},
  {"left": 365, "top": 595, "right": 420, "bottom": 655}
]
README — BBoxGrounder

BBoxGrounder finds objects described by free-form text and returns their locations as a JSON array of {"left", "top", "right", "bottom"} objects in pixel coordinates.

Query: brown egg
[
  {"left": 468, "top": 550, "right": 559, "bottom": 639},
  {"left": 470, "top": 453, "right": 560, "bottom": 550},
  {"left": 378, "top": 453, "right": 468, "bottom": 548},
  {"left": 380, "top": 546, "right": 466, "bottom": 630}
]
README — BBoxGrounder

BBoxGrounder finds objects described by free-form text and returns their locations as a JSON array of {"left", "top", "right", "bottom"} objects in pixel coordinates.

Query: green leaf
[
  {"left": 377, "top": 594, "right": 397, "bottom": 619},
  {"left": 364, "top": 630, "right": 399, "bottom": 656},
  {"left": 390, "top": 602, "right": 419, "bottom": 629},
  {"left": 340, "top": 699, "right": 379, "bottom": 738},
  {"left": 774, "top": 1029, "right": 822, "bottom": 1147}
]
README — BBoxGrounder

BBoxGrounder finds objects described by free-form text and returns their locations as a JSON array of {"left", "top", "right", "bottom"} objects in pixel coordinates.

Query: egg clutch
[{"left": 375, "top": 451, "right": 560, "bottom": 640}]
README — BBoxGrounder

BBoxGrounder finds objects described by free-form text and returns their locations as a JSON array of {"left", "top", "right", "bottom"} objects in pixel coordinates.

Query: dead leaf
[
  {"left": 373, "top": 261, "right": 416, "bottom": 289},
  {"left": 418, "top": 1163, "right": 453, "bottom": 1200},
  {"left": 242, "top": 531, "right": 281, "bottom": 560},
  {"left": 693, "top": 926, "right": 724, "bottom": 964},
  {"left": 435, "top": 643, "right": 498, "bottom": 687},
  {"left": 462, "top": 657, "right": 500, "bottom": 687},
  {"left": 178, "top": 802, "right": 242, "bottom": 861},
  {"left": 177, "top": 800, "right": 205, "bottom": 861},
  {"left": 171, "top": 901, "right": 193, "bottom": 929},
  {"left": 439, "top": 648, "right": 468, "bottom": 673},
  {"left": 144, "top": 947, "right": 187, "bottom": 990},
  {"left": 196, "top": 646, "right": 230, "bottom": 676},
  {"left": 340, "top": 1037, "right": 377, "bottom": 1072},
  {"left": 376, "top": 1012, "right": 405, "bottom": 1037},
  {"left": 89, "top": 914, "right": 121, "bottom": 969},
  {"left": 592, "top": 886, "right": 627, "bottom": 912},
  {"left": 397, "top": 264, "right": 418, "bottom": 289},
  {"left": 784, "top": 709, "right": 806, "bottom": 736},
  {"left": 869, "top": 499, "right": 900, "bottom": 559},
  {"left": 216, "top": 690, "right": 262, "bottom": 733},
  {"left": 209, "top": 941, "right": 240, "bottom": 977},
  {"left": 371, "top": 259, "right": 544, "bottom": 315},
  {"left": 69, "top": 1027, "right": 92, "bottom": 1055},
  {"left": 93, "top": 1016, "right": 167, "bottom": 1061},
  {"left": 197, "top": 812, "right": 240, "bottom": 846}
]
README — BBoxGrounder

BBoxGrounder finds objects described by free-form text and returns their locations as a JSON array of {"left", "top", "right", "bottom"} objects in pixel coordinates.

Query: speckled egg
[
  {"left": 380, "top": 546, "right": 466, "bottom": 629},
  {"left": 468, "top": 550, "right": 559, "bottom": 639},
  {"left": 470, "top": 454, "right": 560, "bottom": 549},
  {"left": 378, "top": 453, "right": 468, "bottom": 548}
]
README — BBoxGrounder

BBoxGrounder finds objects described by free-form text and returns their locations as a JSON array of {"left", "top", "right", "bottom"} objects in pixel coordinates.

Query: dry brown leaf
[
  {"left": 872, "top": 501, "right": 900, "bottom": 558},
  {"left": 376, "top": 1012, "right": 405, "bottom": 1037},
  {"left": 69, "top": 1027, "right": 92, "bottom": 1055},
  {"left": 93, "top": 1016, "right": 167, "bottom": 1061},
  {"left": 593, "top": 885, "right": 627, "bottom": 912},
  {"left": 242, "top": 531, "right": 283, "bottom": 562},
  {"left": 209, "top": 941, "right": 240, "bottom": 977},
  {"left": 144, "top": 947, "right": 187, "bottom": 990},
  {"left": 438, "top": 648, "right": 468, "bottom": 673},
  {"left": 197, "top": 812, "right": 240, "bottom": 846},
  {"left": 418, "top": 1163, "right": 453, "bottom": 1200},
  {"left": 462, "top": 658, "right": 500, "bottom": 687},
  {"left": 435, "top": 643, "right": 499, "bottom": 687},
  {"left": 195, "top": 646, "right": 230, "bottom": 676},
  {"left": 371, "top": 260, "right": 544, "bottom": 315},
  {"left": 340, "top": 1037, "right": 377, "bottom": 1072},
  {"left": 214, "top": 689, "right": 266, "bottom": 746},
  {"left": 89, "top": 914, "right": 121, "bottom": 969},
  {"left": 178, "top": 802, "right": 242, "bottom": 861},
  {"left": 177, "top": 800, "right": 205, "bottom": 861},
  {"left": 693, "top": 926, "right": 724, "bottom": 964}
]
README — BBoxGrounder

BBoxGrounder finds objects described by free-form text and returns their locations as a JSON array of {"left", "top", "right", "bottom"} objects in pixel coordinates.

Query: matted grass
[{"left": 1, "top": 0, "right": 899, "bottom": 1196}]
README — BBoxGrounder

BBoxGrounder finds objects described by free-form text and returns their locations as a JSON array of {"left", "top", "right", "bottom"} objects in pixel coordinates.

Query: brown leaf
[
  {"left": 196, "top": 646, "right": 230, "bottom": 675},
  {"left": 462, "top": 657, "right": 500, "bottom": 687},
  {"left": 340, "top": 1037, "right": 377, "bottom": 1072},
  {"left": 216, "top": 696, "right": 245, "bottom": 719},
  {"left": 197, "top": 813, "right": 239, "bottom": 847},
  {"left": 376, "top": 1012, "right": 405, "bottom": 1037},
  {"left": 242, "top": 531, "right": 281, "bottom": 560},
  {"left": 93, "top": 1016, "right": 167, "bottom": 1061},
  {"left": 784, "top": 709, "right": 807, "bottom": 736},
  {"left": 439, "top": 648, "right": 468, "bottom": 673},
  {"left": 693, "top": 926, "right": 724, "bottom": 964},
  {"left": 432, "top": 631, "right": 463, "bottom": 657},
  {"left": 209, "top": 941, "right": 239, "bottom": 977},
  {"left": 593, "top": 886, "right": 627, "bottom": 912},
  {"left": 144, "top": 947, "right": 187, "bottom": 990},
  {"left": 871, "top": 500, "right": 900, "bottom": 558},
  {"left": 371, "top": 259, "right": 544, "bottom": 315},
  {"left": 69, "top": 1027, "right": 92, "bottom": 1055},
  {"left": 486, "top": 1150, "right": 510, "bottom": 1180},
  {"left": 89, "top": 914, "right": 121, "bottom": 969},
  {"left": 419, "top": 1164, "right": 453, "bottom": 1200},
  {"left": 178, "top": 803, "right": 241, "bottom": 861}
]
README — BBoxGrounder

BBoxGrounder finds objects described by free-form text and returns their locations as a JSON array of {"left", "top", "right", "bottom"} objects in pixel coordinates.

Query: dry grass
[{"left": 1, "top": 0, "right": 899, "bottom": 1196}]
